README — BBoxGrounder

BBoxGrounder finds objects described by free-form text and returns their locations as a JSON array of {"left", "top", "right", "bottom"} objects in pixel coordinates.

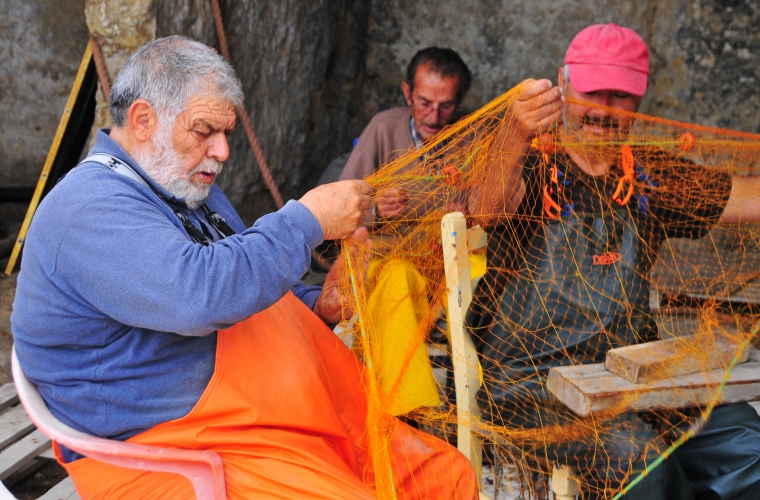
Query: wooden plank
[
  {"left": 38, "top": 447, "right": 56, "bottom": 461},
  {"left": 0, "top": 429, "right": 52, "bottom": 480},
  {"left": 547, "top": 348, "right": 760, "bottom": 417},
  {"left": 4, "top": 40, "right": 94, "bottom": 275},
  {"left": 0, "top": 384, "right": 19, "bottom": 413},
  {"left": 650, "top": 225, "right": 760, "bottom": 300},
  {"left": 604, "top": 334, "right": 750, "bottom": 384},
  {"left": 442, "top": 213, "right": 484, "bottom": 490},
  {"left": 2, "top": 457, "right": 45, "bottom": 488},
  {"left": 38, "top": 477, "right": 80, "bottom": 500},
  {"left": 0, "top": 406, "right": 35, "bottom": 450}
]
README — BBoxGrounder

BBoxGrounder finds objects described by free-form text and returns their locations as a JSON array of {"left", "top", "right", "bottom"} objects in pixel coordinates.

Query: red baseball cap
[{"left": 564, "top": 23, "right": 650, "bottom": 96}]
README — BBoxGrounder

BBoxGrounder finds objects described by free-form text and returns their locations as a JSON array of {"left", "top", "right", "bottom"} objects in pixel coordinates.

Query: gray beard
[{"left": 133, "top": 123, "right": 223, "bottom": 210}]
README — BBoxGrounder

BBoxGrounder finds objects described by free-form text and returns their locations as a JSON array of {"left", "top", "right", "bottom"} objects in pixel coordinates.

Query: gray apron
[
  {"left": 479, "top": 205, "right": 654, "bottom": 421},
  {"left": 476, "top": 160, "right": 760, "bottom": 499}
]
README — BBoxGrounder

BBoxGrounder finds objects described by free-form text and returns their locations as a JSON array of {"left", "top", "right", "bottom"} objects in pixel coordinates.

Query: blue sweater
[{"left": 12, "top": 130, "right": 324, "bottom": 458}]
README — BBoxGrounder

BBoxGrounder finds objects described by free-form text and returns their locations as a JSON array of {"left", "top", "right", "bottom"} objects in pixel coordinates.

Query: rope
[
  {"left": 89, "top": 34, "right": 111, "bottom": 105},
  {"left": 209, "top": 0, "right": 332, "bottom": 270},
  {"left": 209, "top": 0, "right": 285, "bottom": 210}
]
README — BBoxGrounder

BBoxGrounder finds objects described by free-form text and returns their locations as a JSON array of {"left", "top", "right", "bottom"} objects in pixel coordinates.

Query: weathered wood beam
[
  {"left": 548, "top": 348, "right": 760, "bottom": 417},
  {"left": 604, "top": 334, "right": 750, "bottom": 384}
]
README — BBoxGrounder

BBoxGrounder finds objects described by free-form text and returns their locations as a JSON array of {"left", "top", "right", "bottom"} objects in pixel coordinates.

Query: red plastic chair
[{"left": 11, "top": 346, "right": 226, "bottom": 500}]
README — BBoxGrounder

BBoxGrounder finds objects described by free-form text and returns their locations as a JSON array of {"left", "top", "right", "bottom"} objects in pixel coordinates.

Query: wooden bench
[
  {"left": 0, "top": 382, "right": 79, "bottom": 499},
  {"left": 547, "top": 345, "right": 760, "bottom": 417}
]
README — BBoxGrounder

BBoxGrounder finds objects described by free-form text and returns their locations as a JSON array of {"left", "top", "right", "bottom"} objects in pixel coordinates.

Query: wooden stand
[
  {"left": 551, "top": 465, "right": 580, "bottom": 500},
  {"left": 441, "top": 213, "right": 490, "bottom": 499},
  {"left": 604, "top": 334, "right": 749, "bottom": 384}
]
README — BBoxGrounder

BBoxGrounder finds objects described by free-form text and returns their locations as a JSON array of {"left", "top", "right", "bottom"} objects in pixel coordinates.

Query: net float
[
  {"left": 679, "top": 132, "right": 697, "bottom": 152},
  {"left": 441, "top": 165, "right": 461, "bottom": 186}
]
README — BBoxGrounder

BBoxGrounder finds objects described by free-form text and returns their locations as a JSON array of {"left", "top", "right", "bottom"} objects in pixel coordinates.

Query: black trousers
[{"left": 495, "top": 403, "right": 760, "bottom": 500}]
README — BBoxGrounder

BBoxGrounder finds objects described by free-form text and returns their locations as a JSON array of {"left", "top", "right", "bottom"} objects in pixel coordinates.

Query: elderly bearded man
[
  {"left": 476, "top": 24, "right": 760, "bottom": 500},
  {"left": 11, "top": 36, "right": 478, "bottom": 500}
]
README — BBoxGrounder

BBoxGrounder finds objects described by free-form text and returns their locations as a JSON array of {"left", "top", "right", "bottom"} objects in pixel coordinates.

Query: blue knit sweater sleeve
[
  {"left": 11, "top": 130, "right": 329, "bottom": 455},
  {"left": 49, "top": 183, "right": 322, "bottom": 336}
]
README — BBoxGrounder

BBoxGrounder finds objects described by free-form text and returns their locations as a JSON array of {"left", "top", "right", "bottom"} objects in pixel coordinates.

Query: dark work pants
[
  {"left": 502, "top": 403, "right": 760, "bottom": 500},
  {"left": 614, "top": 403, "right": 760, "bottom": 500}
]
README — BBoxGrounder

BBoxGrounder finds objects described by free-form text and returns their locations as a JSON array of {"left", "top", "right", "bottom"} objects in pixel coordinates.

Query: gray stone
[
  {"left": 0, "top": 0, "right": 90, "bottom": 188},
  {"left": 2, "top": 0, "right": 759, "bottom": 224},
  {"left": 359, "top": 0, "right": 759, "bottom": 135}
]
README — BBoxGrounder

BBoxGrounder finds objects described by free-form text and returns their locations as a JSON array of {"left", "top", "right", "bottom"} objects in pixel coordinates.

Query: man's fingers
[
  {"left": 534, "top": 98, "right": 564, "bottom": 122},
  {"left": 377, "top": 188, "right": 403, "bottom": 199},
  {"left": 360, "top": 193, "right": 372, "bottom": 210},
  {"left": 520, "top": 86, "right": 563, "bottom": 114},
  {"left": 352, "top": 226, "right": 369, "bottom": 241},
  {"left": 356, "top": 180, "right": 371, "bottom": 195},
  {"left": 517, "top": 78, "right": 553, "bottom": 101},
  {"left": 536, "top": 111, "right": 562, "bottom": 133}
]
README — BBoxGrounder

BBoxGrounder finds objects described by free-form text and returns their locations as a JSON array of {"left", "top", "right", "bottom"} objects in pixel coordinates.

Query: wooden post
[
  {"left": 441, "top": 212, "right": 485, "bottom": 492},
  {"left": 5, "top": 41, "right": 95, "bottom": 275},
  {"left": 552, "top": 465, "right": 580, "bottom": 500}
]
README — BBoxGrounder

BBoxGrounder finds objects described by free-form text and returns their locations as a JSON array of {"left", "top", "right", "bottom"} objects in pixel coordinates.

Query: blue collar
[
  {"left": 409, "top": 117, "right": 424, "bottom": 149},
  {"left": 90, "top": 129, "right": 194, "bottom": 210}
]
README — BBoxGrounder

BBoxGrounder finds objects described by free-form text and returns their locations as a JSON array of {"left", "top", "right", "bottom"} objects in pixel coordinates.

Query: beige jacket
[{"left": 339, "top": 107, "right": 415, "bottom": 181}]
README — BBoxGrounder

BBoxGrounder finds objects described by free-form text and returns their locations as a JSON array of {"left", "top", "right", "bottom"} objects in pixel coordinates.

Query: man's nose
[
  {"left": 428, "top": 105, "right": 441, "bottom": 124},
  {"left": 208, "top": 133, "right": 230, "bottom": 162}
]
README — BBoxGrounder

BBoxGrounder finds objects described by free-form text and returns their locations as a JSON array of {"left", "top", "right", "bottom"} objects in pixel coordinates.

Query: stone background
[
  {"left": 1, "top": 0, "right": 759, "bottom": 224},
  {"left": 0, "top": 0, "right": 90, "bottom": 188}
]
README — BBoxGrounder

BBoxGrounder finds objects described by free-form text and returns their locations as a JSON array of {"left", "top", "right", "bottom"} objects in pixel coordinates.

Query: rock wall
[
  {"left": 176, "top": 0, "right": 368, "bottom": 222},
  {"left": 0, "top": 0, "right": 90, "bottom": 188},
  {"left": 2, "top": 0, "right": 758, "bottom": 223},
  {"left": 358, "top": 0, "right": 760, "bottom": 136}
]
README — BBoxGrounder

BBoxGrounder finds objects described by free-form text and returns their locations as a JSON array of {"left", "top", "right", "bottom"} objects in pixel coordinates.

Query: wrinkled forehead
[{"left": 174, "top": 94, "right": 237, "bottom": 128}]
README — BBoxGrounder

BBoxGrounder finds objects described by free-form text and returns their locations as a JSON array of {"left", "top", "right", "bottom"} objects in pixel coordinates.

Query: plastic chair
[{"left": 11, "top": 346, "right": 226, "bottom": 500}]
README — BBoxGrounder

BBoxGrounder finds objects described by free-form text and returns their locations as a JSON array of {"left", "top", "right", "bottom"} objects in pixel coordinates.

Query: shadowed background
[{"left": 1, "top": 0, "right": 758, "bottom": 224}]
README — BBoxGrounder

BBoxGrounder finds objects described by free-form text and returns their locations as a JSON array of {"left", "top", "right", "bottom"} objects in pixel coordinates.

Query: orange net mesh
[{"left": 335, "top": 83, "right": 760, "bottom": 499}]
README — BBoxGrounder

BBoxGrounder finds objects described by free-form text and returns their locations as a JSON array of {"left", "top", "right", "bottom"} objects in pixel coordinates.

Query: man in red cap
[{"left": 475, "top": 23, "right": 760, "bottom": 500}]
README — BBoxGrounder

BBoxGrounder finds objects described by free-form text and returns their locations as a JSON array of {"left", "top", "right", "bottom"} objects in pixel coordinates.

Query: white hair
[
  {"left": 131, "top": 113, "right": 223, "bottom": 209},
  {"left": 110, "top": 36, "right": 244, "bottom": 126}
]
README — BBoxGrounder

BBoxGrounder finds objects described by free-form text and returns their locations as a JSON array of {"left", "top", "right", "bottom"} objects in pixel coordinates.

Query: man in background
[{"left": 340, "top": 47, "right": 471, "bottom": 218}]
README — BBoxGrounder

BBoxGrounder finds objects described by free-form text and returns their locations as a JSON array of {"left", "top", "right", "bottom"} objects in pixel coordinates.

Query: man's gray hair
[{"left": 110, "top": 36, "right": 244, "bottom": 126}]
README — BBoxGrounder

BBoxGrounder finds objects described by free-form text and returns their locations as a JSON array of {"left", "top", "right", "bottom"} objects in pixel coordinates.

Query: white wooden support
[
  {"left": 466, "top": 225, "right": 487, "bottom": 253},
  {"left": 442, "top": 213, "right": 485, "bottom": 492},
  {"left": 552, "top": 465, "right": 580, "bottom": 500}
]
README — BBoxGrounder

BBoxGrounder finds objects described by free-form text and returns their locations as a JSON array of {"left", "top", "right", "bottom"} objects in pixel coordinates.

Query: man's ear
[
  {"left": 401, "top": 81, "right": 413, "bottom": 107},
  {"left": 126, "top": 99, "right": 159, "bottom": 144}
]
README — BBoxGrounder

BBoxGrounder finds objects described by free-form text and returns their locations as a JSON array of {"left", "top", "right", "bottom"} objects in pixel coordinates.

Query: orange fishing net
[{"left": 335, "top": 83, "right": 760, "bottom": 499}]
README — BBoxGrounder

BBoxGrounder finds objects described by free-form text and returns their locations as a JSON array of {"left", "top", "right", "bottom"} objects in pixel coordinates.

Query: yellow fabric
[
  {"left": 365, "top": 253, "right": 487, "bottom": 416},
  {"left": 368, "top": 258, "right": 440, "bottom": 416},
  {"left": 468, "top": 253, "right": 486, "bottom": 388},
  {"left": 469, "top": 253, "right": 486, "bottom": 282}
]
